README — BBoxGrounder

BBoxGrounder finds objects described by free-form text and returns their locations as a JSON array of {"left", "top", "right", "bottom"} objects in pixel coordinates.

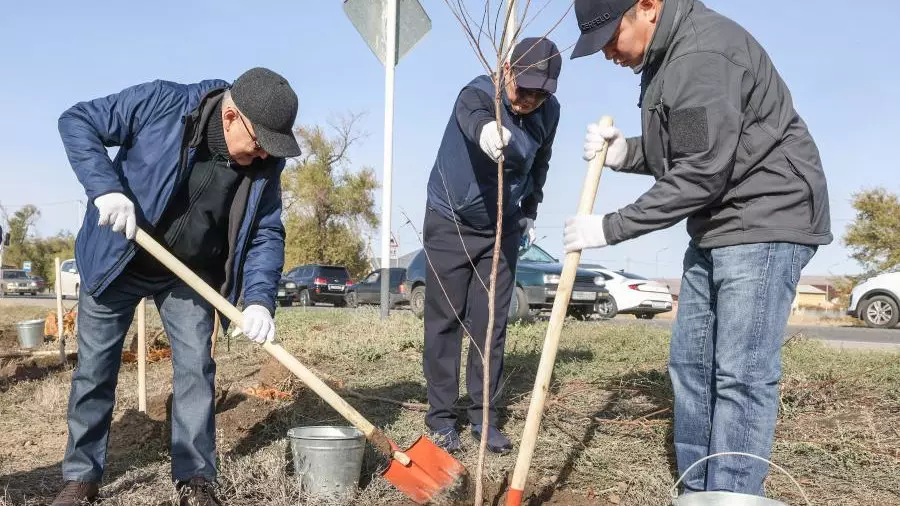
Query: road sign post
[{"left": 344, "top": 0, "right": 431, "bottom": 319}]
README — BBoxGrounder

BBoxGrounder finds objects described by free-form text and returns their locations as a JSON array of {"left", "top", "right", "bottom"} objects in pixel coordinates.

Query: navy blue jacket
[
  {"left": 426, "top": 75, "right": 559, "bottom": 229},
  {"left": 58, "top": 79, "right": 286, "bottom": 314}
]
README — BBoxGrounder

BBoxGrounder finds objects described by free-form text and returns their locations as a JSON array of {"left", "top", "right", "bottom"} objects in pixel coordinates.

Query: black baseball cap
[
  {"left": 231, "top": 67, "right": 302, "bottom": 158},
  {"left": 571, "top": 0, "right": 638, "bottom": 59},
  {"left": 510, "top": 37, "right": 562, "bottom": 94}
]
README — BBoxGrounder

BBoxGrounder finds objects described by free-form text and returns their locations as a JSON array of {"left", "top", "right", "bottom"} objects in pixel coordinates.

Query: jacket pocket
[{"left": 785, "top": 156, "right": 815, "bottom": 226}]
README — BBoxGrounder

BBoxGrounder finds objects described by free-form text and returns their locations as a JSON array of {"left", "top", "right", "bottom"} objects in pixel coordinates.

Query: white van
[{"left": 59, "top": 258, "right": 80, "bottom": 299}]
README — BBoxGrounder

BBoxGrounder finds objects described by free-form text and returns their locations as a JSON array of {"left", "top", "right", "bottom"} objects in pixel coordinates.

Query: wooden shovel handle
[
  {"left": 507, "top": 116, "right": 614, "bottom": 501},
  {"left": 134, "top": 228, "right": 411, "bottom": 466}
]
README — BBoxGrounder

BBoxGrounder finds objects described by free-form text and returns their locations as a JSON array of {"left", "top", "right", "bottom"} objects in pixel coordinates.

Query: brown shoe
[
  {"left": 51, "top": 481, "right": 99, "bottom": 506},
  {"left": 177, "top": 477, "right": 222, "bottom": 506}
]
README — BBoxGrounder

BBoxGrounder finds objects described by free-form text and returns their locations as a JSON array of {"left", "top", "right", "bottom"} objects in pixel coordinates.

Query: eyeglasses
[
  {"left": 236, "top": 112, "right": 263, "bottom": 153},
  {"left": 517, "top": 87, "right": 550, "bottom": 101}
]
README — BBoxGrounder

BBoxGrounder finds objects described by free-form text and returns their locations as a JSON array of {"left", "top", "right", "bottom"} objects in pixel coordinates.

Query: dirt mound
[
  {"left": 0, "top": 354, "right": 69, "bottom": 392},
  {"left": 259, "top": 357, "right": 294, "bottom": 390},
  {"left": 405, "top": 475, "right": 609, "bottom": 506},
  {"left": 0, "top": 324, "right": 19, "bottom": 353}
]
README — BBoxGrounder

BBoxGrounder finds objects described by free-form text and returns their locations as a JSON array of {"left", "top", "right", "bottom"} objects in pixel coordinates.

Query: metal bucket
[
  {"left": 674, "top": 491, "right": 787, "bottom": 506},
  {"left": 672, "top": 453, "right": 810, "bottom": 506},
  {"left": 288, "top": 426, "right": 366, "bottom": 504},
  {"left": 16, "top": 319, "right": 44, "bottom": 349}
]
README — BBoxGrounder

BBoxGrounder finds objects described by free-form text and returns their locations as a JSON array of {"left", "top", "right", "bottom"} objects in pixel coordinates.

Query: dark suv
[
  {"left": 283, "top": 264, "right": 352, "bottom": 307},
  {"left": 404, "top": 245, "right": 610, "bottom": 321},
  {"left": 345, "top": 268, "right": 408, "bottom": 308},
  {"left": 276, "top": 276, "right": 300, "bottom": 307}
]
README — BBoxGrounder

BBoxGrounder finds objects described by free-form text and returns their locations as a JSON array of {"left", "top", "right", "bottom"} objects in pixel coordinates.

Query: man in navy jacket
[
  {"left": 422, "top": 38, "right": 561, "bottom": 453},
  {"left": 52, "top": 67, "right": 301, "bottom": 506}
]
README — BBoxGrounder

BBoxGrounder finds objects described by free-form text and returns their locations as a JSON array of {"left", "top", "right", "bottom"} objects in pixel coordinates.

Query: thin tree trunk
[{"left": 474, "top": 67, "right": 507, "bottom": 506}]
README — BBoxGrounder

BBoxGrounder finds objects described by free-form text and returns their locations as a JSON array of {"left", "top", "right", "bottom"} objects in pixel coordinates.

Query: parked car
[
  {"left": 579, "top": 265, "right": 674, "bottom": 319},
  {"left": 1, "top": 269, "right": 39, "bottom": 296},
  {"left": 59, "top": 259, "right": 80, "bottom": 299},
  {"left": 28, "top": 275, "right": 47, "bottom": 293},
  {"left": 847, "top": 272, "right": 900, "bottom": 329},
  {"left": 276, "top": 276, "right": 299, "bottom": 307},
  {"left": 283, "top": 264, "right": 353, "bottom": 307},
  {"left": 345, "top": 268, "right": 408, "bottom": 308},
  {"left": 404, "top": 245, "right": 610, "bottom": 321}
]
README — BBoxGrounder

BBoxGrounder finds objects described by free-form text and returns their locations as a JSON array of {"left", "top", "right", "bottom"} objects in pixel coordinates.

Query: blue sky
[{"left": 1, "top": 1, "right": 897, "bottom": 279}]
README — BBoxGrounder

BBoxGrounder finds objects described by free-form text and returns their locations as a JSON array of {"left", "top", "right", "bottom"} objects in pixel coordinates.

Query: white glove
[
  {"left": 563, "top": 215, "right": 608, "bottom": 252},
  {"left": 584, "top": 123, "right": 627, "bottom": 170},
  {"left": 95, "top": 192, "right": 136, "bottom": 240},
  {"left": 479, "top": 120, "right": 512, "bottom": 163},
  {"left": 522, "top": 218, "right": 536, "bottom": 248},
  {"left": 241, "top": 305, "right": 275, "bottom": 344}
]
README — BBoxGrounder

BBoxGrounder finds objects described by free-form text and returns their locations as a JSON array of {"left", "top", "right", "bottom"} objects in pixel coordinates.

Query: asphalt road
[
  {"left": 4, "top": 294, "right": 898, "bottom": 349},
  {"left": 603, "top": 317, "right": 900, "bottom": 350}
]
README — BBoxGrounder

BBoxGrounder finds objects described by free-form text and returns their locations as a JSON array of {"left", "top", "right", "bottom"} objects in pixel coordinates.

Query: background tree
[
  {"left": 281, "top": 113, "right": 379, "bottom": 279},
  {"left": 844, "top": 187, "right": 900, "bottom": 275},
  {"left": 1, "top": 205, "right": 75, "bottom": 284}
]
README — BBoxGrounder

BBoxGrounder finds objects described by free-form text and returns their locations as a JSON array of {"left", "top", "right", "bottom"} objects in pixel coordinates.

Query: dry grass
[{"left": 0, "top": 305, "right": 898, "bottom": 505}]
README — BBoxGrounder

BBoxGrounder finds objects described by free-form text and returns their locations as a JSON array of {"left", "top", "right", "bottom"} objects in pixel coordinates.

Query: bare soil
[{"left": 0, "top": 305, "right": 898, "bottom": 506}]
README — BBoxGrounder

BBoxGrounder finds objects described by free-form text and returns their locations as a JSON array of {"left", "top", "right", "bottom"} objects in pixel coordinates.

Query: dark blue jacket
[
  {"left": 58, "top": 79, "right": 286, "bottom": 314},
  {"left": 426, "top": 75, "right": 559, "bottom": 229}
]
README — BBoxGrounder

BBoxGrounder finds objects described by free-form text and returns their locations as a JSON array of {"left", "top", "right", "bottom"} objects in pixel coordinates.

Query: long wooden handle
[
  {"left": 134, "top": 228, "right": 410, "bottom": 465},
  {"left": 137, "top": 298, "right": 147, "bottom": 413},
  {"left": 507, "top": 116, "right": 614, "bottom": 503}
]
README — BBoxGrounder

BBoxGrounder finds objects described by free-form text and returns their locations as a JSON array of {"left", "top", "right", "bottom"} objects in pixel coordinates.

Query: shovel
[
  {"left": 134, "top": 228, "right": 466, "bottom": 504},
  {"left": 505, "top": 116, "right": 614, "bottom": 505}
]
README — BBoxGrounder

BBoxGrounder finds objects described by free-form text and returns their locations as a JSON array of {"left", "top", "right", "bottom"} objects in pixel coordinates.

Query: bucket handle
[{"left": 670, "top": 452, "right": 811, "bottom": 505}]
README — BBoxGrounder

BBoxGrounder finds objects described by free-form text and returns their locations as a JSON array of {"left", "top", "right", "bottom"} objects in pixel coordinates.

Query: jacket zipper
[
  {"left": 786, "top": 157, "right": 816, "bottom": 225},
  {"left": 230, "top": 176, "right": 268, "bottom": 303},
  {"left": 651, "top": 100, "right": 672, "bottom": 173},
  {"left": 165, "top": 159, "right": 219, "bottom": 243}
]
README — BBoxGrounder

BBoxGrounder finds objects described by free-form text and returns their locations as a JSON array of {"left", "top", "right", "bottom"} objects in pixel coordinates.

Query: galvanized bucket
[
  {"left": 672, "top": 453, "right": 811, "bottom": 506},
  {"left": 16, "top": 319, "right": 44, "bottom": 349},
  {"left": 288, "top": 426, "right": 366, "bottom": 504}
]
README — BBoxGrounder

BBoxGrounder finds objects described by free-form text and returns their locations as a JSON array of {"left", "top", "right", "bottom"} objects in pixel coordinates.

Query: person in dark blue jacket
[
  {"left": 51, "top": 68, "right": 301, "bottom": 506},
  {"left": 422, "top": 38, "right": 561, "bottom": 454}
]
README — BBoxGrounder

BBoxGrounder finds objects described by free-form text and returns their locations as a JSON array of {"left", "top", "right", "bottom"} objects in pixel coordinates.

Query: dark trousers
[{"left": 422, "top": 208, "right": 521, "bottom": 429}]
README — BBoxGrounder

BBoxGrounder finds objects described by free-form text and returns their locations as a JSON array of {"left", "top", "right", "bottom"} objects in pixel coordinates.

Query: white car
[
  {"left": 59, "top": 258, "right": 80, "bottom": 299},
  {"left": 580, "top": 265, "right": 673, "bottom": 319},
  {"left": 847, "top": 272, "right": 900, "bottom": 329}
]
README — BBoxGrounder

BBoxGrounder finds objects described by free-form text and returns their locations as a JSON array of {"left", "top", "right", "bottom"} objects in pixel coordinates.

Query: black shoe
[
  {"left": 428, "top": 425, "right": 462, "bottom": 453},
  {"left": 471, "top": 424, "right": 513, "bottom": 454},
  {"left": 51, "top": 481, "right": 100, "bottom": 506},
  {"left": 176, "top": 477, "right": 222, "bottom": 506}
]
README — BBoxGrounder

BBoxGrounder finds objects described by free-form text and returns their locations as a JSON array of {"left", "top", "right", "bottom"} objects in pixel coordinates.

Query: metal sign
[
  {"left": 343, "top": 0, "right": 431, "bottom": 67},
  {"left": 23, "top": 261, "right": 31, "bottom": 273}
]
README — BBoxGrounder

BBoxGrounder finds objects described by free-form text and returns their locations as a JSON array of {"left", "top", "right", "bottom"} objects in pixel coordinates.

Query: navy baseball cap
[
  {"left": 571, "top": 0, "right": 638, "bottom": 59},
  {"left": 510, "top": 37, "right": 562, "bottom": 93}
]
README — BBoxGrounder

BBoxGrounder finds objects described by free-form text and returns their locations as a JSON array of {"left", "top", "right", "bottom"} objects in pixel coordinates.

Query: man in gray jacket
[{"left": 564, "top": 0, "right": 831, "bottom": 495}]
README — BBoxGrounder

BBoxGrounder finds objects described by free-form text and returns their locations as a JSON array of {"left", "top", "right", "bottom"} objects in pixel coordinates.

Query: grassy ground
[{"left": 0, "top": 305, "right": 898, "bottom": 505}]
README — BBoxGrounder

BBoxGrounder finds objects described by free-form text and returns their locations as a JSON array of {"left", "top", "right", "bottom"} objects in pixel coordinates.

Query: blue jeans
[
  {"left": 62, "top": 268, "right": 217, "bottom": 483},
  {"left": 670, "top": 242, "right": 815, "bottom": 494}
]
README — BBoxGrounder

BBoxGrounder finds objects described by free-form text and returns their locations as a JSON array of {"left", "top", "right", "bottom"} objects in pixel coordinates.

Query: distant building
[
  {"left": 793, "top": 284, "right": 836, "bottom": 310},
  {"left": 656, "top": 275, "right": 841, "bottom": 308}
]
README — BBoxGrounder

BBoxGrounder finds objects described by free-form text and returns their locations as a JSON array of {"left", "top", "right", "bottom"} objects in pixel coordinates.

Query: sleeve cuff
[{"left": 244, "top": 300, "right": 276, "bottom": 317}]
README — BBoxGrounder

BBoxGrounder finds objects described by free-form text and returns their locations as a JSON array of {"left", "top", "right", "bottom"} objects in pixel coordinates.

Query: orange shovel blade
[{"left": 382, "top": 436, "right": 468, "bottom": 504}]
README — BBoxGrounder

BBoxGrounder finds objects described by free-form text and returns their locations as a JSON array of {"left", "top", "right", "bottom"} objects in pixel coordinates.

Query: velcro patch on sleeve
[{"left": 669, "top": 107, "right": 709, "bottom": 155}]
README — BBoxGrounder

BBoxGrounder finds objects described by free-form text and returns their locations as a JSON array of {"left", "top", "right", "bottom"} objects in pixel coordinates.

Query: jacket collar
[{"left": 634, "top": 0, "right": 692, "bottom": 74}]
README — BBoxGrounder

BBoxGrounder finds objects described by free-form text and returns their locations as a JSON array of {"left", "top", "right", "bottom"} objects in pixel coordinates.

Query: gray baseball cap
[
  {"left": 511, "top": 37, "right": 562, "bottom": 94},
  {"left": 231, "top": 67, "right": 302, "bottom": 158}
]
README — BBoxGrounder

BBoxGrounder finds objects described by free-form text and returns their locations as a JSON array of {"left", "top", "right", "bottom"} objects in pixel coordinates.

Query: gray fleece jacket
[{"left": 603, "top": 0, "right": 832, "bottom": 249}]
